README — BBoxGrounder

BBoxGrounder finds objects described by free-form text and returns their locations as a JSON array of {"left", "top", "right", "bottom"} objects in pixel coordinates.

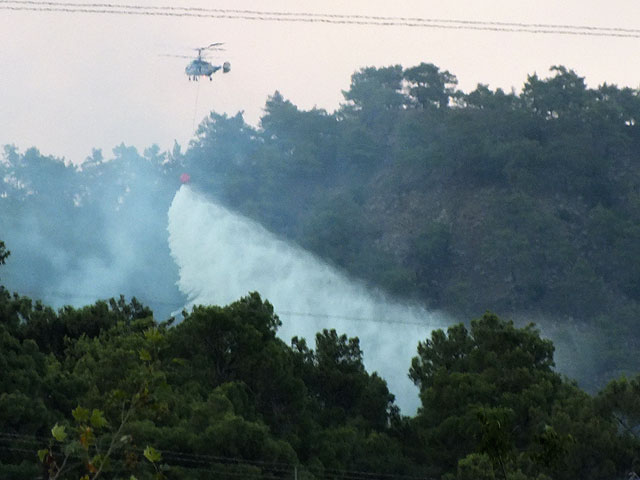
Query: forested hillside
[
  {"left": 0, "top": 144, "right": 185, "bottom": 320},
  {"left": 183, "top": 64, "right": 640, "bottom": 389},
  {"left": 3, "top": 63, "right": 640, "bottom": 389},
  {"left": 188, "top": 64, "right": 640, "bottom": 319},
  {"left": 1, "top": 263, "right": 639, "bottom": 479},
  {"left": 3, "top": 62, "right": 640, "bottom": 478}
]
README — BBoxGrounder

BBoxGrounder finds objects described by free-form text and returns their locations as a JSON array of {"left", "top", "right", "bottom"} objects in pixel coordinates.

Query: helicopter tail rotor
[{"left": 223, "top": 61, "right": 231, "bottom": 73}]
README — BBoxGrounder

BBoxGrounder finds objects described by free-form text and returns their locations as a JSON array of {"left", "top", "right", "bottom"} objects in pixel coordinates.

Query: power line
[
  {"left": 5, "top": 288, "right": 440, "bottom": 329},
  {"left": 0, "top": 431, "right": 433, "bottom": 480},
  {"left": 2, "top": 0, "right": 640, "bottom": 38},
  {"left": 278, "top": 311, "right": 431, "bottom": 328}
]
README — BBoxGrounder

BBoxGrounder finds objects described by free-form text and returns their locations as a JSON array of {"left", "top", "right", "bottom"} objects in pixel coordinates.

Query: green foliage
[
  {"left": 292, "top": 329, "right": 396, "bottom": 431},
  {"left": 50, "top": 424, "right": 67, "bottom": 442},
  {"left": 342, "top": 65, "right": 405, "bottom": 119},
  {"left": 0, "top": 144, "right": 184, "bottom": 321},
  {"left": 72, "top": 406, "right": 90, "bottom": 423},
  {"left": 408, "top": 312, "right": 632, "bottom": 479},
  {"left": 6, "top": 61, "right": 640, "bottom": 477},
  {"left": 403, "top": 62, "right": 459, "bottom": 109},
  {"left": 0, "top": 241, "right": 9, "bottom": 266},
  {"left": 38, "top": 314, "right": 169, "bottom": 479},
  {"left": 143, "top": 446, "right": 162, "bottom": 463},
  {"left": 0, "top": 281, "right": 637, "bottom": 479},
  {"left": 456, "top": 453, "right": 495, "bottom": 480},
  {"left": 522, "top": 66, "right": 589, "bottom": 120},
  {"left": 174, "top": 63, "right": 640, "bottom": 390},
  {"left": 597, "top": 375, "right": 640, "bottom": 442},
  {"left": 8, "top": 63, "right": 640, "bottom": 389}
]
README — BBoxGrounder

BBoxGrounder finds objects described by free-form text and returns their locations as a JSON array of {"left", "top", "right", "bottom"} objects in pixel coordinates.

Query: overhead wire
[
  {"left": 1, "top": 0, "right": 640, "bottom": 38},
  {"left": 278, "top": 311, "right": 430, "bottom": 327},
  {"left": 5, "top": 287, "right": 438, "bottom": 329},
  {"left": 0, "top": 431, "right": 434, "bottom": 480}
]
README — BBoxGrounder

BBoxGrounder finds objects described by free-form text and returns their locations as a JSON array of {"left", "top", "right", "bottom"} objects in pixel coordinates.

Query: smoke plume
[{"left": 168, "top": 185, "right": 452, "bottom": 413}]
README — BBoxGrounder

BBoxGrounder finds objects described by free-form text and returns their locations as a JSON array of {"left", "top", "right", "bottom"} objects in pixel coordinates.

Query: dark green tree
[
  {"left": 522, "top": 66, "right": 592, "bottom": 122},
  {"left": 409, "top": 312, "right": 630, "bottom": 479},
  {"left": 403, "top": 62, "right": 459, "bottom": 109},
  {"left": 0, "top": 241, "right": 8, "bottom": 265},
  {"left": 342, "top": 65, "right": 405, "bottom": 115}
]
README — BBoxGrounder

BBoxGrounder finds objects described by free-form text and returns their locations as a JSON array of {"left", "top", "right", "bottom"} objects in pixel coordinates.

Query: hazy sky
[{"left": 2, "top": 0, "right": 640, "bottom": 164}]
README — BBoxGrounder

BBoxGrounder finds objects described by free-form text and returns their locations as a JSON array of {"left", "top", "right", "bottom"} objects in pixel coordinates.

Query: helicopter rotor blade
[
  {"left": 193, "top": 43, "right": 225, "bottom": 54},
  {"left": 159, "top": 54, "right": 193, "bottom": 59}
]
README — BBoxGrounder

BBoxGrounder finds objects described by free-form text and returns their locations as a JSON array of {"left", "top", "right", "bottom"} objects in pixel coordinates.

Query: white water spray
[{"left": 167, "top": 186, "right": 452, "bottom": 414}]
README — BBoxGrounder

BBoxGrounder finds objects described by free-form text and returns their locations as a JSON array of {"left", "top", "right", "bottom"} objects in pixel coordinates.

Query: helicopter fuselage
[{"left": 185, "top": 59, "right": 220, "bottom": 79}]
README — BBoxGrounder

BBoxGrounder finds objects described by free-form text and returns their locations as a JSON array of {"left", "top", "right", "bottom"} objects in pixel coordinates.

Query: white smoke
[{"left": 167, "top": 185, "right": 452, "bottom": 414}]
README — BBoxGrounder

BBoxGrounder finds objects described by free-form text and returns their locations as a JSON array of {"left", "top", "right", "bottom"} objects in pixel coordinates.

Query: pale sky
[{"left": 2, "top": 0, "right": 640, "bottom": 164}]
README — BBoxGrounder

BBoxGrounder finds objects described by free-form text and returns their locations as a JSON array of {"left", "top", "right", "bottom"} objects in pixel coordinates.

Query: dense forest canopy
[
  {"left": 3, "top": 62, "right": 640, "bottom": 477},
  {"left": 0, "top": 279, "right": 639, "bottom": 479},
  {"left": 0, "top": 143, "right": 186, "bottom": 320},
  {"left": 3, "top": 64, "right": 640, "bottom": 389},
  {"left": 186, "top": 64, "right": 640, "bottom": 389}
]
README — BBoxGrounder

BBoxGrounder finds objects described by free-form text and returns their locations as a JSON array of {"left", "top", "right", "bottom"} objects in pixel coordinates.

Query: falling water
[{"left": 167, "top": 185, "right": 452, "bottom": 414}]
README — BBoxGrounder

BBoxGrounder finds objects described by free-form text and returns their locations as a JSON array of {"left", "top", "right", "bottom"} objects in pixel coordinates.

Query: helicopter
[{"left": 165, "top": 43, "right": 231, "bottom": 81}]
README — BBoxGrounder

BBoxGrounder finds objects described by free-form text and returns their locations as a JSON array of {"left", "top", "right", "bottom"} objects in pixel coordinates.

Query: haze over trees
[
  {"left": 2, "top": 62, "right": 640, "bottom": 477},
  {"left": 3, "top": 63, "right": 640, "bottom": 387},
  {"left": 185, "top": 64, "right": 640, "bottom": 390},
  {"left": 1, "top": 273, "right": 639, "bottom": 478},
  {"left": 0, "top": 143, "right": 185, "bottom": 320}
]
